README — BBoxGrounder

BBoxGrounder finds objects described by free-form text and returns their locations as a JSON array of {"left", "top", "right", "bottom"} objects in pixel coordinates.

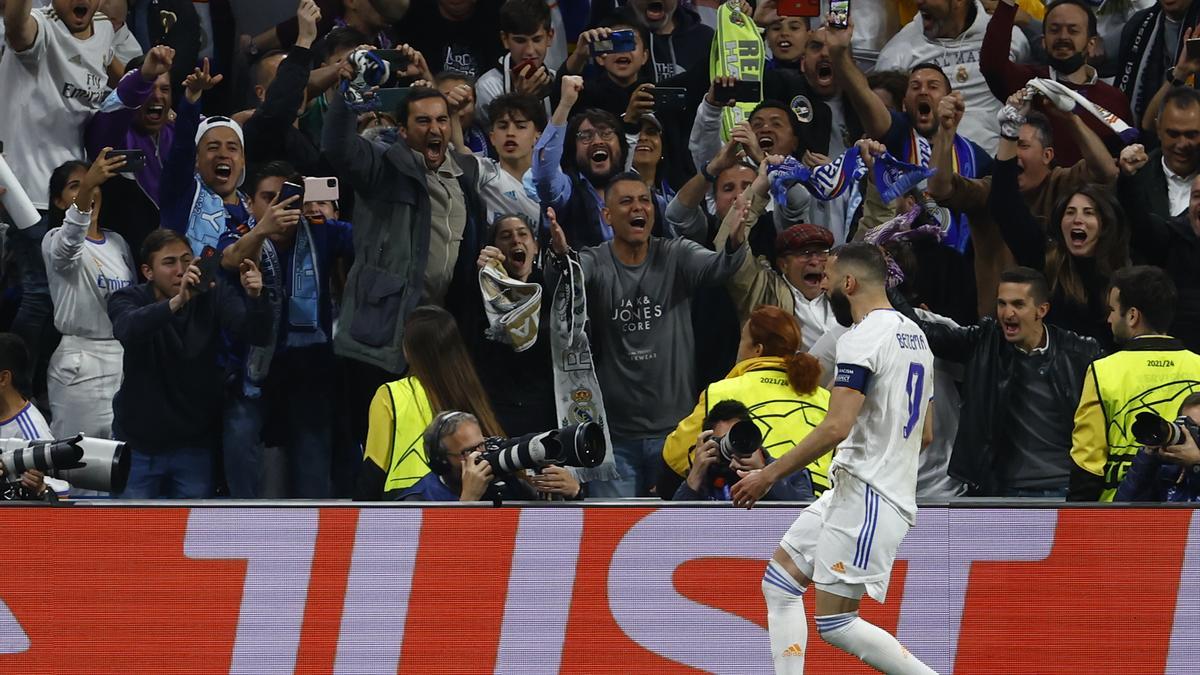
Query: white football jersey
[{"left": 831, "top": 309, "right": 934, "bottom": 524}]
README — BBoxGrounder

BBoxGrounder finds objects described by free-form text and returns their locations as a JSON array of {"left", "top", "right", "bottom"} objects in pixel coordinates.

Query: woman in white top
[{"left": 42, "top": 149, "right": 137, "bottom": 443}]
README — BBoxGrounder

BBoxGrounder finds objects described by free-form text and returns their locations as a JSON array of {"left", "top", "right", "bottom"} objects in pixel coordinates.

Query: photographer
[
  {"left": 1116, "top": 394, "right": 1200, "bottom": 502},
  {"left": 0, "top": 333, "right": 55, "bottom": 501},
  {"left": 399, "top": 411, "right": 580, "bottom": 501},
  {"left": 675, "top": 400, "right": 814, "bottom": 502}
]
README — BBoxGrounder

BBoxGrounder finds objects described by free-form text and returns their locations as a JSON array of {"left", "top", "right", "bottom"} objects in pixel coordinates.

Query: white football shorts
[{"left": 778, "top": 469, "right": 909, "bottom": 602}]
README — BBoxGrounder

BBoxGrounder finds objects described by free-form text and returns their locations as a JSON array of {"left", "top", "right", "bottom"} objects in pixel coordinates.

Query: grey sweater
[{"left": 578, "top": 237, "right": 746, "bottom": 438}]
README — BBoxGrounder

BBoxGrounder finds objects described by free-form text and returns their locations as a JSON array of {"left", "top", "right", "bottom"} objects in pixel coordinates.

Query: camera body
[
  {"left": 705, "top": 419, "right": 763, "bottom": 489},
  {"left": 1133, "top": 412, "right": 1200, "bottom": 448}
]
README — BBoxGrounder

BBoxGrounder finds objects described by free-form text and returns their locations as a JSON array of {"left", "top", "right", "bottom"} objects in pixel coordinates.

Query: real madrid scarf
[
  {"left": 768, "top": 149, "right": 934, "bottom": 205},
  {"left": 244, "top": 218, "right": 324, "bottom": 397},
  {"left": 478, "top": 259, "right": 543, "bottom": 352},
  {"left": 710, "top": 1, "right": 764, "bottom": 142},
  {"left": 550, "top": 256, "right": 617, "bottom": 483},
  {"left": 901, "top": 129, "right": 976, "bottom": 253}
]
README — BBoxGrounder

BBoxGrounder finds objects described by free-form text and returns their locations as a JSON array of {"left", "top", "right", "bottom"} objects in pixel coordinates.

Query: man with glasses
[
  {"left": 399, "top": 411, "right": 580, "bottom": 501},
  {"left": 720, "top": 213, "right": 838, "bottom": 352},
  {"left": 530, "top": 76, "right": 632, "bottom": 247}
]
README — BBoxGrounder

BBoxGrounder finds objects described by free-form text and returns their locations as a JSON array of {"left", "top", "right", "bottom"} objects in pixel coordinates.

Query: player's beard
[{"left": 829, "top": 287, "right": 854, "bottom": 327}]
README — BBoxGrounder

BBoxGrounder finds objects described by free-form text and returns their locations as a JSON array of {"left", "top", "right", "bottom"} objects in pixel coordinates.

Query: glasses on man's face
[
  {"left": 577, "top": 128, "right": 617, "bottom": 142},
  {"left": 794, "top": 248, "right": 830, "bottom": 260}
]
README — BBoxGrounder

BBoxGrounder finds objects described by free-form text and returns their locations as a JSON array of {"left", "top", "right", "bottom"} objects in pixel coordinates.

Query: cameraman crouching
[
  {"left": 399, "top": 411, "right": 582, "bottom": 501},
  {"left": 675, "top": 401, "right": 814, "bottom": 502},
  {"left": 1116, "top": 394, "right": 1200, "bottom": 502}
]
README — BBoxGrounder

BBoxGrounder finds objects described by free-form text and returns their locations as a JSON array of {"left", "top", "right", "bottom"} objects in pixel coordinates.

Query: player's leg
[
  {"left": 762, "top": 547, "right": 811, "bottom": 674},
  {"left": 764, "top": 495, "right": 827, "bottom": 674},
  {"left": 813, "top": 586, "right": 936, "bottom": 674}
]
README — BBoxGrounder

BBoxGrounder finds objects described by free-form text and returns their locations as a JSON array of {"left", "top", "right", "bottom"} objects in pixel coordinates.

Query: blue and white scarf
[
  {"left": 243, "top": 218, "right": 324, "bottom": 397},
  {"left": 768, "top": 150, "right": 934, "bottom": 208}
]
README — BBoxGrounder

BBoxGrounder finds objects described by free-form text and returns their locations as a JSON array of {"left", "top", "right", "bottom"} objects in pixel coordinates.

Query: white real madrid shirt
[
  {"left": 830, "top": 310, "right": 934, "bottom": 524},
  {"left": 0, "top": 8, "right": 114, "bottom": 208}
]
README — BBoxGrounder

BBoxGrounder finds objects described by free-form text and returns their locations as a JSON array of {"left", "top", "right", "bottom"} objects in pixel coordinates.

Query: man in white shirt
[
  {"left": 1118, "top": 87, "right": 1200, "bottom": 222},
  {"left": 875, "top": 0, "right": 1030, "bottom": 154},
  {"left": 1, "top": 0, "right": 116, "bottom": 209}
]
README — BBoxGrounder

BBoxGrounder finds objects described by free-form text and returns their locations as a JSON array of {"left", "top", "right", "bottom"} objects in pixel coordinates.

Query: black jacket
[
  {"left": 108, "top": 278, "right": 272, "bottom": 450},
  {"left": 909, "top": 313, "right": 1104, "bottom": 495},
  {"left": 1118, "top": 148, "right": 1175, "bottom": 226},
  {"left": 1134, "top": 214, "right": 1200, "bottom": 353}
]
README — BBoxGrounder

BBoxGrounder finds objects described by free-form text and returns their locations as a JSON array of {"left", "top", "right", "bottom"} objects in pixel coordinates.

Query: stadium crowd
[{"left": 0, "top": 0, "right": 1198, "bottom": 503}]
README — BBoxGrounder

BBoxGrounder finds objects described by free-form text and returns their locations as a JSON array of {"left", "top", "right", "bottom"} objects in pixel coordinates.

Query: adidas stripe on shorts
[{"left": 778, "top": 468, "right": 908, "bottom": 603}]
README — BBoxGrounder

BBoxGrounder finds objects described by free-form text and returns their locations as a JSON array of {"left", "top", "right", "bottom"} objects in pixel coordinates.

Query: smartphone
[
  {"left": 511, "top": 58, "right": 539, "bottom": 79},
  {"left": 374, "top": 86, "right": 410, "bottom": 114},
  {"left": 280, "top": 181, "right": 304, "bottom": 205},
  {"left": 830, "top": 0, "right": 851, "bottom": 29},
  {"left": 591, "top": 29, "right": 637, "bottom": 55},
  {"left": 713, "top": 80, "right": 761, "bottom": 103},
  {"left": 370, "top": 49, "right": 411, "bottom": 75},
  {"left": 1188, "top": 37, "right": 1200, "bottom": 60},
  {"left": 652, "top": 86, "right": 687, "bottom": 112},
  {"left": 304, "top": 176, "right": 340, "bottom": 202},
  {"left": 191, "top": 253, "right": 223, "bottom": 295},
  {"left": 108, "top": 149, "right": 146, "bottom": 173},
  {"left": 777, "top": 0, "right": 821, "bottom": 17}
]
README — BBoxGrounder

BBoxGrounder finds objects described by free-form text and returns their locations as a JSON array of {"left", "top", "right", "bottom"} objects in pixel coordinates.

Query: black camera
[
  {"left": 713, "top": 420, "right": 763, "bottom": 466},
  {"left": 477, "top": 422, "right": 606, "bottom": 474},
  {"left": 1132, "top": 412, "right": 1200, "bottom": 448}
]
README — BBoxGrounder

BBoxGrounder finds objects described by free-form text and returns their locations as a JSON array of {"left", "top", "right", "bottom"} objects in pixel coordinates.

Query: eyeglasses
[
  {"left": 792, "top": 248, "right": 829, "bottom": 260},
  {"left": 577, "top": 128, "right": 617, "bottom": 142}
]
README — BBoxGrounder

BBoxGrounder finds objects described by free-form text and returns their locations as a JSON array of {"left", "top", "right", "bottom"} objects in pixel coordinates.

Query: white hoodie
[{"left": 874, "top": 0, "right": 1029, "bottom": 155}]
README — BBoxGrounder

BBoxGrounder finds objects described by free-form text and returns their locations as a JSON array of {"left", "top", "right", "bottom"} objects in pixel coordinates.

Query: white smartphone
[{"left": 303, "top": 176, "right": 340, "bottom": 202}]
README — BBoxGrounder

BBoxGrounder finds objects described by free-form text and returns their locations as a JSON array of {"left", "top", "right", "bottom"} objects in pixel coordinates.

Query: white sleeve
[
  {"left": 45, "top": 204, "right": 90, "bottom": 273},
  {"left": 871, "top": 33, "right": 908, "bottom": 73},
  {"left": 11, "top": 9, "right": 48, "bottom": 62},
  {"left": 832, "top": 324, "right": 880, "bottom": 391},
  {"left": 1008, "top": 27, "right": 1031, "bottom": 63},
  {"left": 689, "top": 99, "right": 724, "bottom": 173}
]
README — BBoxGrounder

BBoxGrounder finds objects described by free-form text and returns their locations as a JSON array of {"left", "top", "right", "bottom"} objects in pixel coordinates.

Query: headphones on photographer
[{"left": 423, "top": 411, "right": 473, "bottom": 477}]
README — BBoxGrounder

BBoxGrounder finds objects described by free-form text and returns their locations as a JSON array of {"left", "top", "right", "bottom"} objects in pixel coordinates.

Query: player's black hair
[{"left": 833, "top": 242, "right": 888, "bottom": 286}]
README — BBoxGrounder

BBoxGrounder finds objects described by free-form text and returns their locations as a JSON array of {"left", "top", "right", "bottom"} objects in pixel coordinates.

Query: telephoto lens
[
  {"left": 1131, "top": 412, "right": 1188, "bottom": 447},
  {"left": 478, "top": 422, "right": 607, "bottom": 474},
  {"left": 715, "top": 420, "right": 763, "bottom": 464}
]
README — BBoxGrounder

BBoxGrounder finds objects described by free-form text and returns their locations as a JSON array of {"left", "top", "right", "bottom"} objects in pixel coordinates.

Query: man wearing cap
[
  {"left": 714, "top": 163, "right": 837, "bottom": 352},
  {"left": 158, "top": 59, "right": 249, "bottom": 260}
]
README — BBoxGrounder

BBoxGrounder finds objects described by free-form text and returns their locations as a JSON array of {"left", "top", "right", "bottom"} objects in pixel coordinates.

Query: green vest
[
  {"left": 383, "top": 377, "right": 435, "bottom": 493},
  {"left": 702, "top": 367, "right": 832, "bottom": 493},
  {"left": 1091, "top": 337, "right": 1200, "bottom": 501}
]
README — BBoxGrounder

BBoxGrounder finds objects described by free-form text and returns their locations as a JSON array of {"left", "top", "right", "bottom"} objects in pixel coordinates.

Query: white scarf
[
  {"left": 478, "top": 260, "right": 542, "bottom": 352},
  {"left": 550, "top": 257, "right": 617, "bottom": 483}
]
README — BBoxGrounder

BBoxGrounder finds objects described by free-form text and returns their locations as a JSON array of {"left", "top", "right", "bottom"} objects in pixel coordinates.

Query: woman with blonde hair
[{"left": 660, "top": 305, "right": 832, "bottom": 500}]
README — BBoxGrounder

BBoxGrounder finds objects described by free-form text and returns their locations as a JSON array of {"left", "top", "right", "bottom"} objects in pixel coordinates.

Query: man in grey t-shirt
[{"left": 549, "top": 173, "right": 749, "bottom": 497}]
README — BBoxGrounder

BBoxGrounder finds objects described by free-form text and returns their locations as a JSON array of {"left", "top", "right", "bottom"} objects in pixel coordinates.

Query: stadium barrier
[{"left": 0, "top": 503, "right": 1195, "bottom": 674}]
